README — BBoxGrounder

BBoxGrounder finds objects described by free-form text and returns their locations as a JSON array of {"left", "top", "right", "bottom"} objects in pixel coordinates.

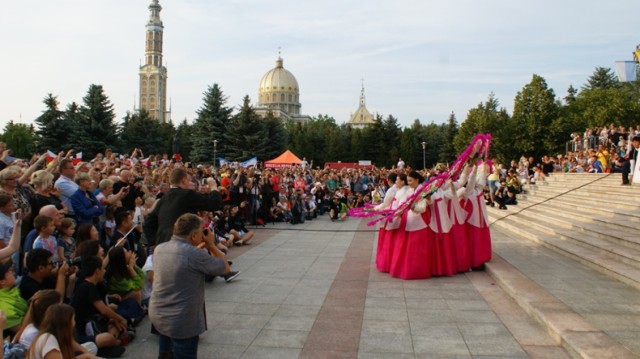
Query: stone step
[
  {"left": 485, "top": 256, "right": 638, "bottom": 359},
  {"left": 526, "top": 184, "right": 640, "bottom": 200},
  {"left": 527, "top": 196, "right": 640, "bottom": 222},
  {"left": 488, "top": 213, "right": 640, "bottom": 291},
  {"left": 496, "top": 209, "right": 640, "bottom": 268},
  {"left": 542, "top": 199, "right": 640, "bottom": 224},
  {"left": 522, "top": 187, "right": 640, "bottom": 211},
  {"left": 532, "top": 202, "right": 640, "bottom": 250}
]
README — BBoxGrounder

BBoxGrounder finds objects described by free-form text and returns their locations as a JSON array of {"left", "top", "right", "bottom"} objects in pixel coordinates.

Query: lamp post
[
  {"left": 213, "top": 139, "right": 218, "bottom": 168},
  {"left": 421, "top": 141, "right": 427, "bottom": 170}
]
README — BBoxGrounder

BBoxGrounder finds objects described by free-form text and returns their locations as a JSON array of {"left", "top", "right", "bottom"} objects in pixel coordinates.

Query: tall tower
[{"left": 139, "top": 0, "right": 169, "bottom": 122}]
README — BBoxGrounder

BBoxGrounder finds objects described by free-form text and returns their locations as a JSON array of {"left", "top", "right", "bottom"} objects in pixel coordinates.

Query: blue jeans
[{"left": 159, "top": 334, "right": 199, "bottom": 359}]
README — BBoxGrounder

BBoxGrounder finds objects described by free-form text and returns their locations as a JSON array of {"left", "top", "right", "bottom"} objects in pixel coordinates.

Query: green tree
[
  {"left": 190, "top": 84, "right": 233, "bottom": 163},
  {"left": 439, "top": 112, "right": 458, "bottom": 163},
  {"left": 583, "top": 67, "right": 619, "bottom": 91},
  {"left": 71, "top": 84, "right": 119, "bottom": 158},
  {"left": 454, "top": 93, "right": 514, "bottom": 163},
  {"left": 34, "top": 93, "right": 70, "bottom": 152},
  {"left": 174, "top": 119, "right": 193, "bottom": 161},
  {"left": 120, "top": 110, "right": 167, "bottom": 155},
  {"left": 224, "top": 96, "right": 267, "bottom": 161},
  {"left": 511, "top": 75, "right": 559, "bottom": 159},
  {"left": 1, "top": 121, "right": 36, "bottom": 158},
  {"left": 399, "top": 126, "right": 418, "bottom": 169},
  {"left": 263, "top": 112, "right": 288, "bottom": 160}
]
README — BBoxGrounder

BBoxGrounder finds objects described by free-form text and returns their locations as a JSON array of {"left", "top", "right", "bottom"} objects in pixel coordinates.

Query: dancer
[
  {"left": 373, "top": 173, "right": 397, "bottom": 272},
  {"left": 428, "top": 180, "right": 457, "bottom": 276},
  {"left": 464, "top": 161, "right": 492, "bottom": 268},
  {"left": 448, "top": 164, "right": 472, "bottom": 273},
  {"left": 389, "top": 171, "right": 432, "bottom": 280},
  {"left": 377, "top": 174, "right": 409, "bottom": 273}
]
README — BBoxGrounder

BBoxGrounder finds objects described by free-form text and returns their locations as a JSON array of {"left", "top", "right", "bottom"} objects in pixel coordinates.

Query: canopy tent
[{"left": 264, "top": 150, "right": 302, "bottom": 168}]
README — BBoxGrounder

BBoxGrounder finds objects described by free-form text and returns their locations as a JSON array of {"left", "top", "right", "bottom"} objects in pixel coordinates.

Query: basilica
[{"left": 136, "top": 0, "right": 373, "bottom": 127}]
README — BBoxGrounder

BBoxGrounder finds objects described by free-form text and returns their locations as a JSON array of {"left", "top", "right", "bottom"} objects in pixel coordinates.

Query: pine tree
[
  {"left": 439, "top": 112, "right": 458, "bottom": 163},
  {"left": 190, "top": 84, "right": 233, "bottom": 163},
  {"left": 263, "top": 112, "right": 288, "bottom": 160},
  {"left": 174, "top": 119, "right": 193, "bottom": 162},
  {"left": 34, "top": 93, "right": 69, "bottom": 152},
  {"left": 120, "top": 110, "right": 167, "bottom": 155},
  {"left": 583, "top": 67, "right": 619, "bottom": 91},
  {"left": 71, "top": 84, "right": 119, "bottom": 158},
  {"left": 224, "top": 96, "right": 267, "bottom": 161}
]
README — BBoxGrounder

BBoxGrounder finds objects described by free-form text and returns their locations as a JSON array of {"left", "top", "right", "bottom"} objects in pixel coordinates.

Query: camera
[
  {"left": 134, "top": 176, "right": 144, "bottom": 183},
  {"left": 53, "top": 256, "right": 83, "bottom": 267}
]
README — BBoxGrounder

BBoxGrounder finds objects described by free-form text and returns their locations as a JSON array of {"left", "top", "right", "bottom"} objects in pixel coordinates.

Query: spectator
[
  {"left": 69, "top": 173, "right": 104, "bottom": 228},
  {"left": 0, "top": 258, "right": 27, "bottom": 333},
  {"left": 19, "top": 248, "right": 70, "bottom": 302},
  {"left": 27, "top": 303, "right": 99, "bottom": 359},
  {"left": 32, "top": 216, "right": 59, "bottom": 262},
  {"left": 70, "top": 256, "right": 130, "bottom": 357},
  {"left": 54, "top": 159, "right": 79, "bottom": 218},
  {"left": 150, "top": 213, "right": 234, "bottom": 359},
  {"left": 29, "top": 170, "right": 66, "bottom": 221},
  {"left": 14, "top": 290, "right": 63, "bottom": 350},
  {"left": 106, "top": 246, "right": 144, "bottom": 307},
  {"left": 228, "top": 204, "right": 254, "bottom": 245},
  {"left": 143, "top": 168, "right": 223, "bottom": 248}
]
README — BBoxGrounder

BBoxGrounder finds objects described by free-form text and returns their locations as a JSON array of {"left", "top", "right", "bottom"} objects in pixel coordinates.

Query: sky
[{"left": 0, "top": 0, "right": 638, "bottom": 132}]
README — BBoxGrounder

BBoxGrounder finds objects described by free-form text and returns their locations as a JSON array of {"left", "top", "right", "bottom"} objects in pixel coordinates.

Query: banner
[
  {"left": 614, "top": 61, "right": 638, "bottom": 82},
  {"left": 240, "top": 157, "right": 258, "bottom": 168}
]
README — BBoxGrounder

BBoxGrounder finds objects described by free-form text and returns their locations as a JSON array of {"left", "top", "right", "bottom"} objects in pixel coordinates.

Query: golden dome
[{"left": 258, "top": 57, "right": 301, "bottom": 115}]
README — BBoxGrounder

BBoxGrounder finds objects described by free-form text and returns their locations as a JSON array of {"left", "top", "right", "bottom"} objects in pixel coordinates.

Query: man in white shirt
[{"left": 54, "top": 159, "right": 78, "bottom": 217}]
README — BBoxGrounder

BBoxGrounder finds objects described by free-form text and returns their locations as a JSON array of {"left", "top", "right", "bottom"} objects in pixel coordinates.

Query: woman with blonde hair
[{"left": 29, "top": 170, "right": 66, "bottom": 219}]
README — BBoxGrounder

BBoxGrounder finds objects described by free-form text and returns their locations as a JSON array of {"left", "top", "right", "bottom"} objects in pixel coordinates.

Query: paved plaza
[{"left": 125, "top": 215, "right": 570, "bottom": 359}]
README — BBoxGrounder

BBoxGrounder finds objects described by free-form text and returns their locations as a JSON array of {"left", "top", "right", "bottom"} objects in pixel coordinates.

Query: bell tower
[{"left": 138, "top": 0, "right": 169, "bottom": 122}]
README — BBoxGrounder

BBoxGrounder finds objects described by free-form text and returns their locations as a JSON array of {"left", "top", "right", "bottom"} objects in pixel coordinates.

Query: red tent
[{"left": 264, "top": 150, "right": 302, "bottom": 168}]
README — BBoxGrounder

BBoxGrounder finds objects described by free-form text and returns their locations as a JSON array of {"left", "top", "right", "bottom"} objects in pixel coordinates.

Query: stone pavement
[{"left": 125, "top": 215, "right": 569, "bottom": 359}]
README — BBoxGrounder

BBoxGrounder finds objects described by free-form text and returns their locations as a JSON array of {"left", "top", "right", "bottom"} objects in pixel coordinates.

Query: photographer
[
  {"left": 112, "top": 170, "right": 145, "bottom": 212},
  {"left": 19, "top": 248, "right": 74, "bottom": 302},
  {"left": 229, "top": 167, "right": 247, "bottom": 206}
]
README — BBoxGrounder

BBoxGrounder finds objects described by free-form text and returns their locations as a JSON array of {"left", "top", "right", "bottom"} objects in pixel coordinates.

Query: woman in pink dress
[
  {"left": 373, "top": 172, "right": 404, "bottom": 273},
  {"left": 448, "top": 166, "right": 471, "bottom": 273},
  {"left": 428, "top": 183, "right": 457, "bottom": 276},
  {"left": 390, "top": 171, "right": 432, "bottom": 280},
  {"left": 464, "top": 162, "right": 492, "bottom": 268}
]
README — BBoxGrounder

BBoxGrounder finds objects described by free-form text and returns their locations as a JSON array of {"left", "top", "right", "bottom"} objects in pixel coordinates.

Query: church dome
[{"left": 258, "top": 57, "right": 301, "bottom": 115}]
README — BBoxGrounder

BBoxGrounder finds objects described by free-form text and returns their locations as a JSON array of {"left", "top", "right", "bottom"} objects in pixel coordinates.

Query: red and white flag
[
  {"left": 46, "top": 150, "right": 57, "bottom": 166},
  {"left": 72, "top": 152, "right": 83, "bottom": 165}
]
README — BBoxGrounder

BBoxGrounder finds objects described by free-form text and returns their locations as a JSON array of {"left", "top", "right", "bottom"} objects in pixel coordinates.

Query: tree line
[{"left": 3, "top": 67, "right": 639, "bottom": 168}]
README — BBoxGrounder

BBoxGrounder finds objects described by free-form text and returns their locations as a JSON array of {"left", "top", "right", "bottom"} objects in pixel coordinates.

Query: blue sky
[{"left": 0, "top": 0, "right": 638, "bottom": 131}]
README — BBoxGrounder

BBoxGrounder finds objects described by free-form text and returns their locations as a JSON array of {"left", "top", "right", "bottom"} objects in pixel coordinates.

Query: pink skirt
[
  {"left": 450, "top": 222, "right": 470, "bottom": 273},
  {"left": 431, "top": 230, "right": 457, "bottom": 276},
  {"left": 389, "top": 212, "right": 432, "bottom": 280},
  {"left": 375, "top": 226, "right": 392, "bottom": 272},
  {"left": 467, "top": 225, "right": 492, "bottom": 268}
]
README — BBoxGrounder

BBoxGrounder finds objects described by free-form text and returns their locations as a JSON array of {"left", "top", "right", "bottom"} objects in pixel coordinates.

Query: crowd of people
[{"left": 0, "top": 124, "right": 638, "bottom": 357}]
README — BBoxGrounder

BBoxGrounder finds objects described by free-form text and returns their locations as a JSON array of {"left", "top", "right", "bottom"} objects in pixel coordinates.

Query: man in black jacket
[{"left": 143, "top": 168, "right": 223, "bottom": 247}]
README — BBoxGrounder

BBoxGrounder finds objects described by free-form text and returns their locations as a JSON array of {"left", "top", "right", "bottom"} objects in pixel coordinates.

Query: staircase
[{"left": 485, "top": 173, "right": 640, "bottom": 359}]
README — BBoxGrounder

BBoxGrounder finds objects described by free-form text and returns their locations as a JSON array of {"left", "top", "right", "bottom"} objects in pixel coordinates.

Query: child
[
  {"left": 57, "top": 218, "right": 76, "bottom": 262},
  {"left": 0, "top": 259, "right": 27, "bottom": 333},
  {"left": 102, "top": 205, "right": 116, "bottom": 248},
  {"left": 32, "top": 215, "right": 59, "bottom": 262}
]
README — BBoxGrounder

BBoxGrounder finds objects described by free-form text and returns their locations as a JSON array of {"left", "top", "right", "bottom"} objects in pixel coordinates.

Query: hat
[{"left": 0, "top": 258, "right": 14, "bottom": 278}]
